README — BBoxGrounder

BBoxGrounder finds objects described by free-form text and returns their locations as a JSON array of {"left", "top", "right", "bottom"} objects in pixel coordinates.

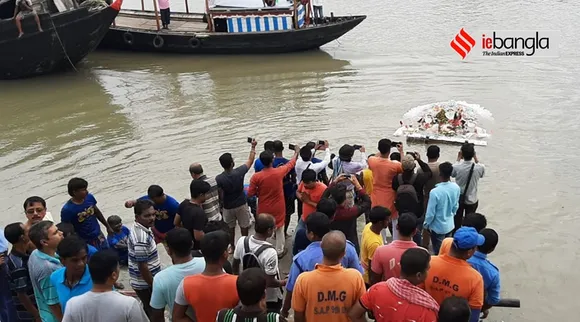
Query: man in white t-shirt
[{"left": 233, "top": 213, "right": 287, "bottom": 313}]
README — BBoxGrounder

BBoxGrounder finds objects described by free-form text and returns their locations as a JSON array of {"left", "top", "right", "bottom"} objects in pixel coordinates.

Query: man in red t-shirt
[
  {"left": 249, "top": 147, "right": 299, "bottom": 258},
  {"left": 349, "top": 248, "right": 438, "bottom": 322},
  {"left": 296, "top": 169, "right": 327, "bottom": 229}
]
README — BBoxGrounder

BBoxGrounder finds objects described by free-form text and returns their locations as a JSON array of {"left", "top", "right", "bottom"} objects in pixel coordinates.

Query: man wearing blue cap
[{"left": 425, "top": 227, "right": 484, "bottom": 322}]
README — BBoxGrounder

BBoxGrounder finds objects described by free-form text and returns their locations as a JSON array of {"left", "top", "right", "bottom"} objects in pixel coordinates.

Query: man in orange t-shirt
[
  {"left": 291, "top": 231, "right": 365, "bottom": 322},
  {"left": 296, "top": 169, "right": 327, "bottom": 228},
  {"left": 425, "top": 227, "right": 484, "bottom": 322},
  {"left": 173, "top": 231, "right": 239, "bottom": 322},
  {"left": 368, "top": 139, "right": 403, "bottom": 240},
  {"left": 249, "top": 148, "right": 299, "bottom": 257}
]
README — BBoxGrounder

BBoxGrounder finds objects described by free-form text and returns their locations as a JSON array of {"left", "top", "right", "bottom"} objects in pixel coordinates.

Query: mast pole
[
  {"left": 185, "top": 0, "right": 189, "bottom": 13},
  {"left": 140, "top": 0, "right": 144, "bottom": 11},
  {"left": 152, "top": 0, "right": 160, "bottom": 31},
  {"left": 205, "top": 0, "right": 213, "bottom": 32}
]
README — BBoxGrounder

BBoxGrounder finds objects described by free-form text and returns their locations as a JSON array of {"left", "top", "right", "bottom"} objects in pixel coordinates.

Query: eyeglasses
[{"left": 26, "top": 208, "right": 45, "bottom": 215}]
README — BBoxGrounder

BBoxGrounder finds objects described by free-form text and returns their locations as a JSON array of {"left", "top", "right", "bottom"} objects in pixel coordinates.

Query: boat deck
[{"left": 113, "top": 12, "right": 208, "bottom": 33}]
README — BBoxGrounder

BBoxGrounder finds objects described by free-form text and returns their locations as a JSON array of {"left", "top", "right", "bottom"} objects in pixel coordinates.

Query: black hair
[
  {"left": 56, "top": 222, "right": 75, "bottom": 237},
  {"left": 390, "top": 152, "right": 401, "bottom": 162},
  {"left": 301, "top": 169, "right": 317, "bottom": 183},
  {"left": 438, "top": 296, "right": 471, "bottom": 322},
  {"left": 106, "top": 215, "right": 122, "bottom": 227},
  {"left": 305, "top": 142, "right": 316, "bottom": 150},
  {"left": 190, "top": 180, "right": 211, "bottom": 199},
  {"left": 439, "top": 162, "right": 453, "bottom": 179},
  {"left": 28, "top": 221, "right": 54, "bottom": 250},
  {"left": 200, "top": 231, "right": 229, "bottom": 264},
  {"left": 147, "top": 185, "right": 164, "bottom": 199},
  {"left": 203, "top": 220, "right": 230, "bottom": 235},
  {"left": 478, "top": 228, "right": 499, "bottom": 254},
  {"left": 305, "top": 212, "right": 330, "bottom": 239},
  {"left": 264, "top": 141, "right": 275, "bottom": 152},
  {"left": 254, "top": 213, "right": 275, "bottom": 235},
  {"left": 316, "top": 198, "right": 337, "bottom": 219},
  {"left": 219, "top": 153, "right": 234, "bottom": 169},
  {"left": 259, "top": 151, "right": 273, "bottom": 167},
  {"left": 57, "top": 235, "right": 88, "bottom": 259},
  {"left": 378, "top": 139, "right": 392, "bottom": 154},
  {"left": 427, "top": 145, "right": 440, "bottom": 159},
  {"left": 461, "top": 143, "right": 475, "bottom": 161},
  {"left": 272, "top": 140, "right": 284, "bottom": 153},
  {"left": 237, "top": 267, "right": 267, "bottom": 306},
  {"left": 189, "top": 164, "right": 204, "bottom": 175},
  {"left": 299, "top": 146, "right": 312, "bottom": 162},
  {"left": 134, "top": 199, "right": 154, "bottom": 216},
  {"left": 23, "top": 196, "right": 46, "bottom": 210},
  {"left": 400, "top": 248, "right": 430, "bottom": 277},
  {"left": 462, "top": 213, "right": 487, "bottom": 232},
  {"left": 89, "top": 250, "right": 119, "bottom": 284},
  {"left": 166, "top": 228, "right": 194, "bottom": 257},
  {"left": 4, "top": 222, "right": 25, "bottom": 244},
  {"left": 397, "top": 213, "right": 418, "bottom": 237},
  {"left": 67, "top": 178, "right": 88, "bottom": 197},
  {"left": 326, "top": 185, "right": 347, "bottom": 205},
  {"left": 369, "top": 206, "right": 391, "bottom": 223},
  {"left": 338, "top": 145, "right": 354, "bottom": 162}
]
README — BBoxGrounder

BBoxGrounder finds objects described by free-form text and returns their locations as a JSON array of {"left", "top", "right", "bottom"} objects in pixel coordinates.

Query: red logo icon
[{"left": 451, "top": 28, "right": 476, "bottom": 59}]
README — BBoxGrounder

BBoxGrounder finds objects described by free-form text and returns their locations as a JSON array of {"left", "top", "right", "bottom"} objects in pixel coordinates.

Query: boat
[
  {"left": 98, "top": 0, "right": 365, "bottom": 54},
  {"left": 393, "top": 101, "right": 492, "bottom": 147},
  {"left": 0, "top": 0, "right": 122, "bottom": 79}
]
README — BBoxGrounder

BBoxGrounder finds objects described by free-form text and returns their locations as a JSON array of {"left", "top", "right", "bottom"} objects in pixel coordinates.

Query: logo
[
  {"left": 450, "top": 29, "right": 560, "bottom": 59},
  {"left": 450, "top": 28, "right": 476, "bottom": 59}
]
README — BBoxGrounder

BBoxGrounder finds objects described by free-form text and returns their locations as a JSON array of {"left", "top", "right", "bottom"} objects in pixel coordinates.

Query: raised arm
[{"left": 244, "top": 140, "right": 258, "bottom": 169}]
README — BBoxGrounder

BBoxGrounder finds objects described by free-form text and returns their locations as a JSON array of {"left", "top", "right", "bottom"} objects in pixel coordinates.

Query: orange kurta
[
  {"left": 248, "top": 158, "right": 296, "bottom": 228},
  {"left": 368, "top": 156, "right": 403, "bottom": 218}
]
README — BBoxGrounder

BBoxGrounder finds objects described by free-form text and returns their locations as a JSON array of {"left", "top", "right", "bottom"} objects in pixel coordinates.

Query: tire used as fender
[
  {"left": 153, "top": 35, "right": 164, "bottom": 49},
  {"left": 188, "top": 37, "right": 201, "bottom": 49},
  {"left": 123, "top": 32, "right": 133, "bottom": 45}
]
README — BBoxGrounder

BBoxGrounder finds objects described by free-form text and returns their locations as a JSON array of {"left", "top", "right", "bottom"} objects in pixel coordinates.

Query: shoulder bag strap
[
  {"left": 463, "top": 163, "right": 475, "bottom": 195},
  {"left": 244, "top": 236, "right": 251, "bottom": 254}
]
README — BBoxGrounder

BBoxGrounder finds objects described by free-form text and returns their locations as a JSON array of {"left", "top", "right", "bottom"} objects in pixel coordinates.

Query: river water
[{"left": 1, "top": 0, "right": 579, "bottom": 320}]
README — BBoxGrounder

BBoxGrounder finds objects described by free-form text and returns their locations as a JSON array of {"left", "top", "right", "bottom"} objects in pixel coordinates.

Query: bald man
[
  {"left": 189, "top": 163, "right": 222, "bottom": 222},
  {"left": 232, "top": 213, "right": 286, "bottom": 313},
  {"left": 291, "top": 231, "right": 365, "bottom": 322}
]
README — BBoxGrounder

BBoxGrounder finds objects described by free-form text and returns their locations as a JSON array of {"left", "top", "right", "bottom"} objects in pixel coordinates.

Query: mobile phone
[
  {"left": 391, "top": 141, "right": 402, "bottom": 147},
  {"left": 247, "top": 137, "right": 253, "bottom": 143},
  {"left": 406, "top": 152, "right": 414, "bottom": 156},
  {"left": 318, "top": 140, "right": 325, "bottom": 145},
  {"left": 289, "top": 144, "right": 296, "bottom": 150},
  {"left": 353, "top": 144, "right": 362, "bottom": 150}
]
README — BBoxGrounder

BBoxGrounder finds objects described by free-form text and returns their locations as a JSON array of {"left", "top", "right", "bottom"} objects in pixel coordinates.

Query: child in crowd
[{"left": 106, "top": 215, "right": 130, "bottom": 266}]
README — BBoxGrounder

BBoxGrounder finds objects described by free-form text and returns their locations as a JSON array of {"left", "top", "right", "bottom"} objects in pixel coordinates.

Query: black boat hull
[
  {"left": 99, "top": 15, "right": 365, "bottom": 54},
  {"left": 0, "top": 6, "right": 119, "bottom": 79}
]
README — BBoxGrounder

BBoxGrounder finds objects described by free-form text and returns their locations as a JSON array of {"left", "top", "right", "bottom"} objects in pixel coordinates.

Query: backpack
[
  {"left": 241, "top": 236, "right": 275, "bottom": 270},
  {"left": 395, "top": 173, "right": 419, "bottom": 214}
]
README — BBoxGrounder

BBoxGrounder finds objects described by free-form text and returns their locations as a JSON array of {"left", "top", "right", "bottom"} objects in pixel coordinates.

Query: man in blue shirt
[
  {"left": 125, "top": 185, "right": 180, "bottom": 244},
  {"left": 467, "top": 228, "right": 500, "bottom": 319},
  {"left": 60, "top": 178, "right": 113, "bottom": 250},
  {"left": 50, "top": 235, "right": 93, "bottom": 314},
  {"left": 424, "top": 162, "right": 460, "bottom": 255},
  {"left": 281, "top": 212, "right": 362, "bottom": 318}
]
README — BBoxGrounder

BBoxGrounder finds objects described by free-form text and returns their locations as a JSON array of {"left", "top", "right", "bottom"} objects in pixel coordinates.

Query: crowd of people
[{"left": 0, "top": 137, "right": 501, "bottom": 322}]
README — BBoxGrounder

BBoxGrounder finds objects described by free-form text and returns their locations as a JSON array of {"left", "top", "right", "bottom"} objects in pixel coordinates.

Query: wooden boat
[
  {"left": 0, "top": 0, "right": 122, "bottom": 79},
  {"left": 98, "top": 0, "right": 365, "bottom": 54}
]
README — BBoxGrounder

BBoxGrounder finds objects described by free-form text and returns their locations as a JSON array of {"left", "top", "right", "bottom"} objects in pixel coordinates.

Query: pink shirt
[
  {"left": 371, "top": 240, "right": 420, "bottom": 280},
  {"left": 158, "top": 0, "right": 170, "bottom": 9}
]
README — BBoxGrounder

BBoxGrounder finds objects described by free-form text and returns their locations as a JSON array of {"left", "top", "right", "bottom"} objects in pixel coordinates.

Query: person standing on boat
[
  {"left": 13, "top": 0, "right": 43, "bottom": 38},
  {"left": 311, "top": 0, "right": 324, "bottom": 21},
  {"left": 158, "top": 0, "right": 171, "bottom": 29}
]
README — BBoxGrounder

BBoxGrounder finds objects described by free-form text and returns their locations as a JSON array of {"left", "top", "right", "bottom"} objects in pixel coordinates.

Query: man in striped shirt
[
  {"left": 190, "top": 163, "right": 222, "bottom": 222},
  {"left": 128, "top": 199, "right": 161, "bottom": 318}
]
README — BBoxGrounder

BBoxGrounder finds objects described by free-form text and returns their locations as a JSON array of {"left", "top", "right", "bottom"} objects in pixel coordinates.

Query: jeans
[
  {"left": 413, "top": 217, "right": 424, "bottom": 245},
  {"left": 134, "top": 288, "right": 153, "bottom": 317},
  {"left": 160, "top": 8, "right": 170, "bottom": 26},
  {"left": 313, "top": 5, "right": 323, "bottom": 19},
  {"left": 296, "top": 218, "right": 306, "bottom": 232},
  {"left": 454, "top": 201, "right": 479, "bottom": 233},
  {"left": 430, "top": 230, "right": 452, "bottom": 255}
]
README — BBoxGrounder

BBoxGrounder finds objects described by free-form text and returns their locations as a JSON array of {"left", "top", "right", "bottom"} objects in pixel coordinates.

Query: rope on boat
[{"left": 49, "top": 16, "right": 78, "bottom": 72}]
